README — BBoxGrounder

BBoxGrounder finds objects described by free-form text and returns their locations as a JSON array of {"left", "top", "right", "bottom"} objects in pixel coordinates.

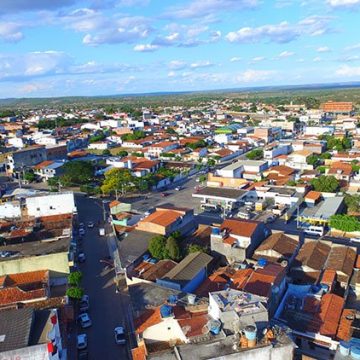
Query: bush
[
  {"left": 66, "top": 287, "right": 84, "bottom": 300},
  {"left": 68, "top": 271, "right": 82, "bottom": 286},
  {"left": 329, "top": 214, "right": 360, "bottom": 232},
  {"left": 187, "top": 244, "right": 208, "bottom": 254}
]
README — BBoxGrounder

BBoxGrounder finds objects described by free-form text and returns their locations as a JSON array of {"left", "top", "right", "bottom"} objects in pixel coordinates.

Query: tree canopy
[
  {"left": 101, "top": 168, "right": 135, "bottom": 195},
  {"left": 61, "top": 161, "right": 94, "bottom": 186},
  {"left": 246, "top": 149, "right": 263, "bottom": 160},
  {"left": 310, "top": 175, "right": 339, "bottom": 193},
  {"left": 148, "top": 234, "right": 181, "bottom": 261},
  {"left": 329, "top": 214, "right": 360, "bottom": 232}
]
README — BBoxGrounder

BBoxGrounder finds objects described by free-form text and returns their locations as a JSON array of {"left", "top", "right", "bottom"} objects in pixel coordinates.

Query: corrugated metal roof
[{"left": 162, "top": 252, "right": 213, "bottom": 283}]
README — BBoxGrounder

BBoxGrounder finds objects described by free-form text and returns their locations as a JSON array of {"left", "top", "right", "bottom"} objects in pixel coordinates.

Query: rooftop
[
  {"left": 193, "top": 187, "right": 247, "bottom": 200},
  {"left": 162, "top": 252, "right": 213, "bottom": 285}
]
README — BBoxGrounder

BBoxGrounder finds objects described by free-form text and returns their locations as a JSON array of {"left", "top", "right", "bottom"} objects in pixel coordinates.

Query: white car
[
  {"left": 79, "top": 228, "right": 85, "bottom": 236},
  {"left": 114, "top": 326, "right": 126, "bottom": 345},
  {"left": 87, "top": 222, "right": 94, "bottom": 229},
  {"left": 80, "top": 295, "right": 90, "bottom": 312},
  {"left": 77, "top": 334, "right": 88, "bottom": 350},
  {"left": 78, "top": 313, "right": 92, "bottom": 328},
  {"left": 175, "top": 186, "right": 182, "bottom": 191}
]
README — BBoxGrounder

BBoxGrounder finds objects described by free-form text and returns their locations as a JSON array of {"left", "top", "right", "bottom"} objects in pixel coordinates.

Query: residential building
[{"left": 210, "top": 219, "right": 271, "bottom": 263}]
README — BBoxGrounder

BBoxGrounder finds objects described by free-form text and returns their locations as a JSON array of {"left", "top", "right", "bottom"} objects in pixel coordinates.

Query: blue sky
[{"left": 1, "top": 0, "right": 360, "bottom": 97}]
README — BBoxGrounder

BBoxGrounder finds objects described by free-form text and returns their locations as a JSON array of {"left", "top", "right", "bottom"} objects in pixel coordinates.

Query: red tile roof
[
  {"left": 134, "top": 308, "right": 162, "bottom": 334},
  {"left": 178, "top": 313, "right": 208, "bottom": 338},
  {"left": 221, "top": 219, "right": 261, "bottom": 238}
]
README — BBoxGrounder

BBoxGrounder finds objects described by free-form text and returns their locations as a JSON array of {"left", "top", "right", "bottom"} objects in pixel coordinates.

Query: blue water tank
[
  {"left": 209, "top": 320, "right": 221, "bottom": 335},
  {"left": 212, "top": 228, "right": 221, "bottom": 235},
  {"left": 160, "top": 305, "right": 173, "bottom": 318},
  {"left": 168, "top": 295, "right": 177, "bottom": 304},
  {"left": 244, "top": 325, "right": 257, "bottom": 341},
  {"left": 258, "top": 258, "right": 268, "bottom": 267},
  {"left": 142, "top": 254, "right": 150, "bottom": 261}
]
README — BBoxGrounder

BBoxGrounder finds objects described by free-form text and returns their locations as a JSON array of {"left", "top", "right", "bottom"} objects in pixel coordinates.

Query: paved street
[{"left": 74, "top": 195, "right": 131, "bottom": 360}]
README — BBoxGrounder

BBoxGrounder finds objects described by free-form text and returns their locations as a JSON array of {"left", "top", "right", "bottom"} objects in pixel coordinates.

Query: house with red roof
[{"left": 210, "top": 219, "right": 270, "bottom": 264}]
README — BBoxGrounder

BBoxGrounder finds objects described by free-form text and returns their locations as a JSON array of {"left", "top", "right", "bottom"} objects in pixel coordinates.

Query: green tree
[
  {"left": 148, "top": 235, "right": 168, "bottom": 260},
  {"left": 246, "top": 149, "right": 264, "bottom": 160},
  {"left": 344, "top": 194, "right": 360, "bottom": 214},
  {"left": 101, "top": 168, "right": 135, "bottom": 195},
  {"left": 117, "top": 150, "right": 128, "bottom": 157},
  {"left": 311, "top": 175, "right": 339, "bottom": 193},
  {"left": 60, "top": 161, "right": 94, "bottom": 186},
  {"left": 68, "top": 271, "right": 83, "bottom": 286},
  {"left": 121, "top": 130, "right": 145, "bottom": 141},
  {"left": 329, "top": 214, "right": 360, "bottom": 232},
  {"left": 166, "top": 236, "right": 181, "bottom": 261},
  {"left": 207, "top": 158, "right": 216, "bottom": 167},
  {"left": 48, "top": 176, "right": 60, "bottom": 189},
  {"left": 66, "top": 286, "right": 84, "bottom": 300},
  {"left": 24, "top": 171, "right": 36, "bottom": 183},
  {"left": 187, "top": 244, "right": 208, "bottom": 254},
  {"left": 307, "top": 154, "right": 320, "bottom": 166},
  {"left": 286, "top": 180, "right": 297, "bottom": 186},
  {"left": 102, "top": 149, "right": 111, "bottom": 156},
  {"left": 89, "top": 131, "right": 106, "bottom": 143},
  {"left": 320, "top": 152, "right": 332, "bottom": 160}
]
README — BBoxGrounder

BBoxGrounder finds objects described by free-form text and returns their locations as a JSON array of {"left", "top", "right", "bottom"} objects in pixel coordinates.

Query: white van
[
  {"left": 237, "top": 211, "right": 251, "bottom": 220},
  {"left": 303, "top": 226, "right": 324, "bottom": 237}
]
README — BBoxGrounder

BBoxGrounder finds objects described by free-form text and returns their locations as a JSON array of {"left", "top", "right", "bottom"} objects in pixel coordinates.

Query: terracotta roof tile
[
  {"left": 305, "top": 191, "right": 322, "bottom": 201},
  {"left": 134, "top": 307, "right": 162, "bottom": 334},
  {"left": 337, "top": 309, "right": 356, "bottom": 342},
  {"left": 131, "top": 345, "right": 147, "bottom": 360},
  {"left": 221, "top": 219, "right": 262, "bottom": 238},
  {"left": 178, "top": 313, "right": 208, "bottom": 338}
]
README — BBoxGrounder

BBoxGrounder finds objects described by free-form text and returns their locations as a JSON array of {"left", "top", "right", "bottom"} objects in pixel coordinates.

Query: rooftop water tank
[
  {"left": 209, "top": 320, "right": 221, "bottom": 335},
  {"left": 244, "top": 325, "right": 256, "bottom": 338},
  {"left": 160, "top": 305, "right": 173, "bottom": 318},
  {"left": 212, "top": 228, "right": 221, "bottom": 236},
  {"left": 168, "top": 295, "right": 178, "bottom": 305},
  {"left": 188, "top": 294, "right": 196, "bottom": 305},
  {"left": 142, "top": 254, "right": 150, "bottom": 261},
  {"left": 258, "top": 258, "right": 268, "bottom": 267}
]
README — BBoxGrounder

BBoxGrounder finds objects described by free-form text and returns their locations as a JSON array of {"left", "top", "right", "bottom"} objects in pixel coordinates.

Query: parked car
[
  {"left": 161, "top": 192, "right": 169, "bottom": 197},
  {"left": 303, "top": 226, "right": 324, "bottom": 237},
  {"left": 79, "top": 295, "right": 90, "bottom": 312},
  {"left": 79, "top": 223, "right": 85, "bottom": 228},
  {"left": 175, "top": 186, "right": 182, "bottom": 191},
  {"left": 87, "top": 221, "right": 94, "bottom": 228},
  {"left": 78, "top": 252, "right": 86, "bottom": 263},
  {"left": 79, "top": 228, "right": 85, "bottom": 236},
  {"left": 78, "top": 313, "right": 92, "bottom": 328},
  {"left": 265, "top": 215, "right": 276, "bottom": 224},
  {"left": 77, "top": 334, "right": 87, "bottom": 350},
  {"left": 114, "top": 326, "right": 126, "bottom": 345},
  {"left": 78, "top": 350, "right": 88, "bottom": 360}
]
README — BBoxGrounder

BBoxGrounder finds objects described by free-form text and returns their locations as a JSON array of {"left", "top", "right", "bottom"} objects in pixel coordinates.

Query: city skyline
[{"left": 1, "top": 0, "right": 360, "bottom": 98}]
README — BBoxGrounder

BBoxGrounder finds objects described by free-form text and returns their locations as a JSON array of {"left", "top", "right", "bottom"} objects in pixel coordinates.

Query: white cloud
[
  {"left": 168, "top": 71, "right": 176, "bottom": 77},
  {"left": 0, "top": 22, "right": 24, "bottom": 42},
  {"left": 226, "top": 16, "right": 332, "bottom": 44},
  {"left": 340, "top": 55, "right": 360, "bottom": 62},
  {"left": 278, "top": 51, "right": 295, "bottom": 58},
  {"left": 317, "top": 46, "right": 331, "bottom": 52},
  {"left": 250, "top": 56, "right": 266, "bottom": 63},
  {"left": 164, "top": 0, "right": 258, "bottom": 19},
  {"left": 236, "top": 69, "right": 275, "bottom": 83},
  {"left": 133, "top": 44, "right": 159, "bottom": 52},
  {"left": 190, "top": 60, "right": 213, "bottom": 68},
  {"left": 336, "top": 65, "right": 360, "bottom": 76},
  {"left": 326, "top": 0, "right": 360, "bottom": 8},
  {"left": 168, "top": 60, "right": 187, "bottom": 70},
  {"left": 345, "top": 43, "right": 360, "bottom": 51},
  {"left": 230, "top": 57, "right": 242, "bottom": 62},
  {"left": 19, "top": 82, "right": 53, "bottom": 94},
  {"left": 313, "top": 56, "right": 322, "bottom": 62}
]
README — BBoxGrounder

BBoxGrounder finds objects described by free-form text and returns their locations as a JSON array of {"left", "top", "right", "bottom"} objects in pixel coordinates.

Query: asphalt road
[{"left": 75, "top": 195, "right": 131, "bottom": 360}]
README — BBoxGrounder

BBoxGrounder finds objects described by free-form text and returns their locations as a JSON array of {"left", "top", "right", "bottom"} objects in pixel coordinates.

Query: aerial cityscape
[{"left": 1, "top": 1, "right": 360, "bottom": 360}]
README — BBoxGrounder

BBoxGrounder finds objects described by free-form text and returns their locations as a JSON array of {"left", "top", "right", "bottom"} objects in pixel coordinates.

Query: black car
[{"left": 78, "top": 350, "right": 88, "bottom": 360}]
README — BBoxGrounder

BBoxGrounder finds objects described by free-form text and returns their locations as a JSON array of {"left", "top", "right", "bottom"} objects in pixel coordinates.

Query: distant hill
[{"left": 2, "top": 81, "right": 360, "bottom": 109}]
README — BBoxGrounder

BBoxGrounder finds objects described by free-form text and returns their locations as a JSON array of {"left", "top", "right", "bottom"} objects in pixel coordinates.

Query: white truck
[{"left": 99, "top": 228, "right": 105, "bottom": 236}]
